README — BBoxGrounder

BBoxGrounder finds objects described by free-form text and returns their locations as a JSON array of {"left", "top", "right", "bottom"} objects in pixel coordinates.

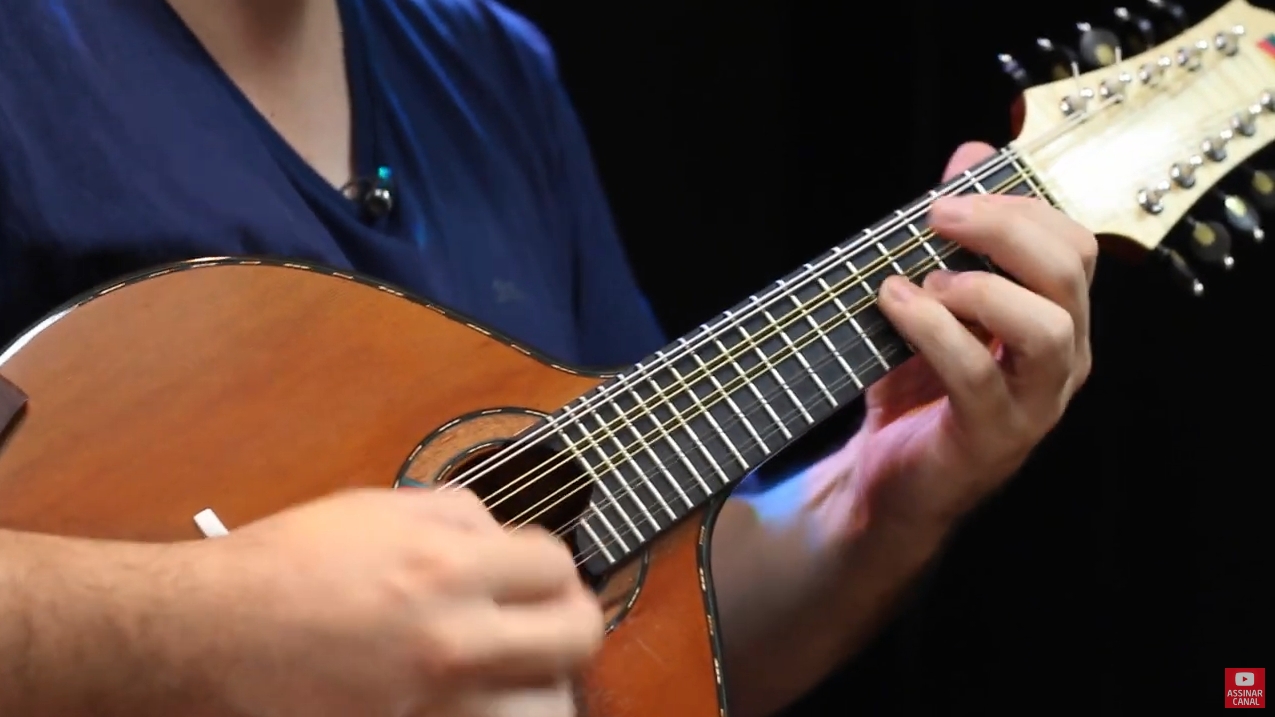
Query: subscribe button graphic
[{"left": 1226, "top": 668, "right": 1266, "bottom": 709}]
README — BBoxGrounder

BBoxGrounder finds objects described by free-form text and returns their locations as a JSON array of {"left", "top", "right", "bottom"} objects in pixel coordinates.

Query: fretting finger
[
  {"left": 928, "top": 194, "right": 1094, "bottom": 340},
  {"left": 877, "top": 275, "right": 1012, "bottom": 428},
  {"left": 921, "top": 270, "right": 1077, "bottom": 413}
]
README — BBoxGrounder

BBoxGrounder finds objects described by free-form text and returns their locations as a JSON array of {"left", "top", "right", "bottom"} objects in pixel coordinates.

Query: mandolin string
[
  {"left": 480, "top": 169, "right": 1029, "bottom": 528},
  {"left": 561, "top": 51, "right": 1275, "bottom": 566},
  {"left": 447, "top": 15, "right": 1255, "bottom": 497},
  {"left": 436, "top": 118, "right": 1104, "bottom": 495},
  {"left": 505, "top": 86, "right": 1257, "bottom": 551},
  {"left": 560, "top": 317, "right": 922, "bottom": 567},
  {"left": 413, "top": 12, "right": 1259, "bottom": 563},
  {"left": 486, "top": 56, "right": 1255, "bottom": 526},
  {"left": 567, "top": 343, "right": 909, "bottom": 568},
  {"left": 504, "top": 240, "right": 964, "bottom": 549},
  {"left": 470, "top": 167, "right": 1037, "bottom": 520},
  {"left": 441, "top": 149, "right": 1046, "bottom": 497}
]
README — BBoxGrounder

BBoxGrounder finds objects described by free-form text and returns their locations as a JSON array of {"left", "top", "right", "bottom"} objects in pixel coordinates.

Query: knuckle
[
  {"left": 1043, "top": 253, "right": 1084, "bottom": 298},
  {"left": 415, "top": 622, "right": 473, "bottom": 682},
  {"left": 959, "top": 350, "right": 1002, "bottom": 396},
  {"left": 1041, "top": 306, "right": 1076, "bottom": 354},
  {"left": 422, "top": 547, "right": 477, "bottom": 589}
]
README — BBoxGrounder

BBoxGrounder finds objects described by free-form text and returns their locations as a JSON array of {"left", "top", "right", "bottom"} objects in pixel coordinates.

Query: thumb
[{"left": 942, "top": 141, "right": 997, "bottom": 181}]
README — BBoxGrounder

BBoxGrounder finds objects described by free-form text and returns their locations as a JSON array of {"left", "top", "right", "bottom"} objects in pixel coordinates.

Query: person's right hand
[{"left": 174, "top": 487, "right": 603, "bottom": 717}]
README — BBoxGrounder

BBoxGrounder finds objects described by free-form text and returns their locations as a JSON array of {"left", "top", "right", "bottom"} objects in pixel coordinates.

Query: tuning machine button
[
  {"left": 1076, "top": 22, "right": 1123, "bottom": 68},
  {"left": 1170, "top": 155, "right": 1204, "bottom": 187},
  {"left": 1206, "top": 188, "right": 1265, "bottom": 243},
  {"left": 1152, "top": 246, "right": 1205, "bottom": 296},
  {"left": 1261, "top": 91, "right": 1275, "bottom": 112},
  {"left": 1235, "top": 163, "right": 1275, "bottom": 212},
  {"left": 998, "top": 53, "right": 1035, "bottom": 89},
  {"left": 1035, "top": 38, "right": 1081, "bottom": 81},
  {"left": 1181, "top": 216, "right": 1235, "bottom": 269},
  {"left": 1201, "top": 129, "right": 1233, "bottom": 162},
  {"left": 1113, "top": 7, "right": 1156, "bottom": 55},
  {"left": 1138, "top": 181, "right": 1171, "bottom": 213},
  {"left": 1146, "top": 0, "right": 1189, "bottom": 36}
]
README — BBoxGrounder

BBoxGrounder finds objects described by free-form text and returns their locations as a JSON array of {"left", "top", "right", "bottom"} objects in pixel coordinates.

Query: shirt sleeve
[{"left": 500, "top": 10, "right": 668, "bottom": 369}]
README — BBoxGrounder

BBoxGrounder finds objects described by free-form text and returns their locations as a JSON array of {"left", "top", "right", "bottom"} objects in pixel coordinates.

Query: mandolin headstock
[{"left": 1011, "top": 0, "right": 1275, "bottom": 290}]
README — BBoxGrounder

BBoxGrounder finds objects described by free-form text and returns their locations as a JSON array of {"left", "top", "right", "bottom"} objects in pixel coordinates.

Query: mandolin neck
[{"left": 555, "top": 146, "right": 1056, "bottom": 573}]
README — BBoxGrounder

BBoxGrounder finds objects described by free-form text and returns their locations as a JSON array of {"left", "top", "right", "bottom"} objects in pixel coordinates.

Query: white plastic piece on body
[{"left": 193, "top": 508, "right": 230, "bottom": 538}]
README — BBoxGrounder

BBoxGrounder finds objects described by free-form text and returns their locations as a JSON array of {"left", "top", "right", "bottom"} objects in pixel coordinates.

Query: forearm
[
  {"left": 710, "top": 453, "right": 948, "bottom": 717},
  {"left": 0, "top": 530, "right": 209, "bottom": 716}
]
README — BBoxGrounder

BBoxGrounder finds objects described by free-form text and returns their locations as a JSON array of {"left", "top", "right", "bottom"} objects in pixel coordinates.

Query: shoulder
[{"left": 377, "top": 0, "right": 562, "bottom": 82}]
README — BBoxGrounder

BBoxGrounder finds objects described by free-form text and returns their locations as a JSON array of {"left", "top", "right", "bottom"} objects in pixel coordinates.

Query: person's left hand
[{"left": 829, "top": 140, "right": 1097, "bottom": 540}]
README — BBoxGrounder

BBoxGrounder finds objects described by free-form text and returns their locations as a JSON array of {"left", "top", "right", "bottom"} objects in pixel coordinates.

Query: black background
[{"left": 503, "top": 1, "right": 1271, "bottom": 715}]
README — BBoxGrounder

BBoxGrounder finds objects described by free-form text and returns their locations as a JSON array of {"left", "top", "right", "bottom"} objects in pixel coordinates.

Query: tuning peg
[
  {"left": 1034, "top": 37, "right": 1081, "bottom": 81},
  {"left": 1208, "top": 189, "right": 1266, "bottom": 244},
  {"left": 1230, "top": 164, "right": 1275, "bottom": 213},
  {"left": 1179, "top": 216, "right": 1235, "bottom": 269},
  {"left": 998, "top": 53, "right": 1035, "bottom": 89},
  {"left": 1113, "top": 7, "right": 1157, "bottom": 55},
  {"left": 1145, "top": 0, "right": 1188, "bottom": 37},
  {"left": 1076, "top": 22, "right": 1123, "bottom": 68},
  {"left": 1152, "top": 246, "right": 1205, "bottom": 295}
]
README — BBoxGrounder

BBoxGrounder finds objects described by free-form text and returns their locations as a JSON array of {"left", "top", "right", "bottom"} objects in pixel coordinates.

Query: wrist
[
  {"left": 804, "top": 446, "right": 951, "bottom": 570},
  {"left": 6, "top": 533, "right": 223, "bottom": 715}
]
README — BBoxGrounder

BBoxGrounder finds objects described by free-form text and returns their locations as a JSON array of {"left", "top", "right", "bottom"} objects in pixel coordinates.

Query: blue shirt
[{"left": 0, "top": 0, "right": 666, "bottom": 368}]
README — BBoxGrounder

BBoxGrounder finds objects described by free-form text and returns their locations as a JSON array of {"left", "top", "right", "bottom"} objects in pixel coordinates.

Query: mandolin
[{"left": 1, "top": 1, "right": 1273, "bottom": 714}]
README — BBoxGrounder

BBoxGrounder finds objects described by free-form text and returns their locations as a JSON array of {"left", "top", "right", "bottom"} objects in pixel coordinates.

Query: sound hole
[{"left": 439, "top": 441, "right": 595, "bottom": 578}]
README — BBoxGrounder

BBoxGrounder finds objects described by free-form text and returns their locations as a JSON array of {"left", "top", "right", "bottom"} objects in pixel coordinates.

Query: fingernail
[
  {"left": 882, "top": 276, "right": 917, "bottom": 302},
  {"left": 931, "top": 196, "right": 974, "bottom": 223},
  {"left": 925, "top": 270, "right": 954, "bottom": 290}
]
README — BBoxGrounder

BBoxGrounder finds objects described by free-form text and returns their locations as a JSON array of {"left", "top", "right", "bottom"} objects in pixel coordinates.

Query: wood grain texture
[{"left": 0, "top": 259, "right": 728, "bottom": 717}]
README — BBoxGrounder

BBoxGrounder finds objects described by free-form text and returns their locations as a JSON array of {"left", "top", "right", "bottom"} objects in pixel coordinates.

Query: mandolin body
[{"left": 0, "top": 259, "right": 729, "bottom": 717}]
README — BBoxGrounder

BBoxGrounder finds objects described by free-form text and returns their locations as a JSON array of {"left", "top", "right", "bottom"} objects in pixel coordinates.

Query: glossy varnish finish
[{"left": 0, "top": 260, "right": 728, "bottom": 717}]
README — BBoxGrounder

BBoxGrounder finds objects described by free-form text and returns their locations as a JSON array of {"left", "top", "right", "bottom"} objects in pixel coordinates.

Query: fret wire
[
  {"left": 579, "top": 517, "right": 616, "bottom": 563},
  {"left": 575, "top": 230, "right": 1036, "bottom": 564},
  {"left": 749, "top": 295, "right": 838, "bottom": 409},
  {"left": 563, "top": 161, "right": 1040, "bottom": 446},
  {"left": 713, "top": 335, "right": 790, "bottom": 440},
  {"left": 459, "top": 149, "right": 1055, "bottom": 512},
  {"left": 831, "top": 245, "right": 891, "bottom": 370},
  {"left": 790, "top": 270, "right": 860, "bottom": 387},
  {"left": 727, "top": 306, "right": 814, "bottom": 426},
  {"left": 555, "top": 430, "right": 641, "bottom": 547},
  {"left": 584, "top": 411, "right": 671, "bottom": 527},
  {"left": 575, "top": 331, "right": 914, "bottom": 568},
  {"left": 622, "top": 381, "right": 697, "bottom": 508},
  {"left": 566, "top": 167, "right": 1035, "bottom": 463},
  {"left": 657, "top": 350, "right": 749, "bottom": 469},
  {"left": 642, "top": 362, "right": 727, "bottom": 488},
  {"left": 678, "top": 336, "right": 772, "bottom": 456},
  {"left": 575, "top": 228, "right": 996, "bottom": 562},
  {"left": 558, "top": 170, "right": 1041, "bottom": 549},
  {"left": 599, "top": 398, "right": 681, "bottom": 521}
]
